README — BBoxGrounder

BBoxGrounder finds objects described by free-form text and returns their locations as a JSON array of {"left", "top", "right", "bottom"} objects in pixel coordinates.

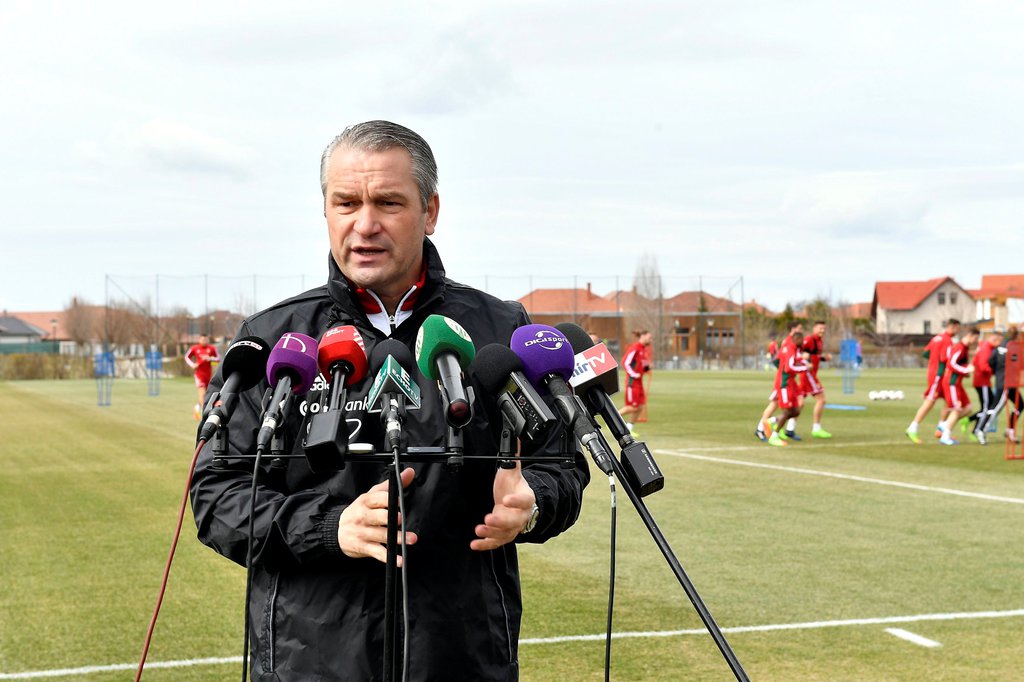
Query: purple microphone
[
  {"left": 509, "top": 324, "right": 576, "bottom": 392},
  {"left": 509, "top": 324, "right": 613, "bottom": 475},
  {"left": 257, "top": 332, "right": 320, "bottom": 451}
]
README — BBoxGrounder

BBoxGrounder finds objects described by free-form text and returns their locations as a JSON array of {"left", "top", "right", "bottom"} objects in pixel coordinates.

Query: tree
[
  {"left": 64, "top": 296, "right": 102, "bottom": 355},
  {"left": 627, "top": 253, "right": 665, "bottom": 357}
]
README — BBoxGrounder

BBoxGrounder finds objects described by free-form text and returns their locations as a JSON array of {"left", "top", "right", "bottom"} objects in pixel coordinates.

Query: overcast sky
[{"left": 2, "top": 0, "right": 1022, "bottom": 316}]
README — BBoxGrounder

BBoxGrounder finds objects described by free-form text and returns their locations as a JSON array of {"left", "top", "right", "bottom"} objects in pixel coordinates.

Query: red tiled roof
[
  {"left": 978, "top": 274, "right": 1024, "bottom": 299},
  {"left": 518, "top": 288, "right": 620, "bottom": 315},
  {"left": 664, "top": 291, "right": 741, "bottom": 314},
  {"left": 872, "top": 277, "right": 968, "bottom": 312},
  {"left": 8, "top": 310, "right": 70, "bottom": 340}
]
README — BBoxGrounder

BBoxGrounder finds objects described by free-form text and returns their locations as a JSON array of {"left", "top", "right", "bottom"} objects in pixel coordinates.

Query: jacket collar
[{"left": 326, "top": 237, "right": 447, "bottom": 329}]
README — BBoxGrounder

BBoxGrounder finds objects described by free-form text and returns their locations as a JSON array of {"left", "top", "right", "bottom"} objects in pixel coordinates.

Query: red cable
[{"left": 134, "top": 438, "right": 205, "bottom": 682}]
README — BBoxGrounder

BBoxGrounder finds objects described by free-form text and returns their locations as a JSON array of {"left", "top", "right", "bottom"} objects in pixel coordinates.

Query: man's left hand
[{"left": 470, "top": 462, "right": 536, "bottom": 551}]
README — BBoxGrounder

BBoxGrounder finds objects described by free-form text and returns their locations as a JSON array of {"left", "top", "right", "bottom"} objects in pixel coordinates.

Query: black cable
[
  {"left": 393, "top": 452, "right": 411, "bottom": 682},
  {"left": 604, "top": 473, "right": 617, "bottom": 682},
  {"left": 241, "top": 445, "right": 264, "bottom": 682}
]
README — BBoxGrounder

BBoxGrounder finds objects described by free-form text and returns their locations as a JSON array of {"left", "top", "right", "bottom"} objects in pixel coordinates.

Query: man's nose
[{"left": 353, "top": 205, "right": 381, "bottom": 235}]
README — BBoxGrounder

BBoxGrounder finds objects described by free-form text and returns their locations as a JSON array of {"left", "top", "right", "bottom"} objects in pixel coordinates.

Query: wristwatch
[{"left": 521, "top": 503, "right": 540, "bottom": 535}]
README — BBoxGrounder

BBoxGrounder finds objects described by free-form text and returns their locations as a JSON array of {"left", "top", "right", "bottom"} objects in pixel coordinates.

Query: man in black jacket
[{"left": 190, "top": 121, "right": 591, "bottom": 680}]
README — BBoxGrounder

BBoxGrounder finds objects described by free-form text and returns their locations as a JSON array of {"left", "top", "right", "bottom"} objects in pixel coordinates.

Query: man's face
[
  {"left": 814, "top": 323, "right": 826, "bottom": 338},
  {"left": 199, "top": 335, "right": 208, "bottom": 345},
  {"left": 324, "top": 146, "right": 438, "bottom": 300},
  {"left": 641, "top": 332, "right": 652, "bottom": 346},
  {"left": 948, "top": 323, "right": 961, "bottom": 335}
]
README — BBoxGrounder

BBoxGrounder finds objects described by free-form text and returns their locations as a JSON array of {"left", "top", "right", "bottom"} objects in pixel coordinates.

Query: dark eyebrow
[
  {"left": 330, "top": 190, "right": 359, "bottom": 202},
  {"left": 373, "top": 190, "right": 410, "bottom": 203}
]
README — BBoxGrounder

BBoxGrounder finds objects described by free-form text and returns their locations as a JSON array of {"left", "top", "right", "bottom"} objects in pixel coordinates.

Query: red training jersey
[
  {"left": 185, "top": 343, "right": 220, "bottom": 374},
  {"left": 944, "top": 341, "right": 971, "bottom": 386},
  {"left": 924, "top": 332, "right": 953, "bottom": 380},
  {"left": 972, "top": 340, "right": 995, "bottom": 388},
  {"left": 774, "top": 339, "right": 809, "bottom": 391},
  {"left": 801, "top": 334, "right": 826, "bottom": 375}
]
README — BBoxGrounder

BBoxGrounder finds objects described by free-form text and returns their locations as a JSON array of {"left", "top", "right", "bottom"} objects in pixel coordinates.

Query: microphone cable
[
  {"left": 134, "top": 438, "right": 206, "bottom": 682},
  {"left": 239, "top": 443, "right": 266, "bottom": 682},
  {"left": 604, "top": 473, "right": 617, "bottom": 682},
  {"left": 393, "top": 450, "right": 411, "bottom": 682}
]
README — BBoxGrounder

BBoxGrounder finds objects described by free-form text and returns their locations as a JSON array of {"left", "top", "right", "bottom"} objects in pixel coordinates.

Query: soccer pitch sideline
[{"left": 1, "top": 370, "right": 1021, "bottom": 681}]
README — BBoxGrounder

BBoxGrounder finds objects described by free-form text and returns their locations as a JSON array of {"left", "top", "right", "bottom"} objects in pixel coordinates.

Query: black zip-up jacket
[{"left": 190, "top": 240, "right": 591, "bottom": 681}]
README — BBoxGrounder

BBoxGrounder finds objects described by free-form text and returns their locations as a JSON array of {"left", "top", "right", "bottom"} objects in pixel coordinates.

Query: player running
[
  {"left": 764, "top": 330, "right": 809, "bottom": 447},
  {"left": 985, "top": 326, "right": 1023, "bottom": 443},
  {"left": 799, "top": 320, "right": 833, "bottom": 439},
  {"left": 618, "top": 329, "right": 652, "bottom": 434},
  {"left": 185, "top": 334, "right": 220, "bottom": 420},
  {"left": 967, "top": 327, "right": 1003, "bottom": 444},
  {"left": 755, "top": 321, "right": 804, "bottom": 442},
  {"left": 936, "top": 327, "right": 979, "bottom": 445},
  {"left": 905, "top": 318, "right": 960, "bottom": 443}
]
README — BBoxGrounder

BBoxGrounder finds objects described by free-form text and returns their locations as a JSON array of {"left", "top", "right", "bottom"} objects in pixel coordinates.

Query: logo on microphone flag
[
  {"left": 367, "top": 356, "right": 422, "bottom": 413},
  {"left": 569, "top": 342, "right": 617, "bottom": 389}
]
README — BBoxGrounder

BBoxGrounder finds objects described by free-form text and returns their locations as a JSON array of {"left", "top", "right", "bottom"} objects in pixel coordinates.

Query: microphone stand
[
  {"left": 383, "top": 445, "right": 402, "bottom": 682},
  {"left": 593, "top": 428, "right": 750, "bottom": 682}
]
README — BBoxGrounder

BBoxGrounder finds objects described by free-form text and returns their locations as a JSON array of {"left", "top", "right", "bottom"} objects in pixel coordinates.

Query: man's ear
[{"left": 424, "top": 194, "right": 439, "bottom": 236}]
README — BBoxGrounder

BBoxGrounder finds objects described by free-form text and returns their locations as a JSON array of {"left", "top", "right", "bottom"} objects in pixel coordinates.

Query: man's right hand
[{"left": 338, "top": 467, "right": 418, "bottom": 565}]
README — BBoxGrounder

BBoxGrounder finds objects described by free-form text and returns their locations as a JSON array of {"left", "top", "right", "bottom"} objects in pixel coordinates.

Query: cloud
[
  {"left": 366, "top": 33, "right": 515, "bottom": 116},
  {"left": 129, "top": 119, "right": 256, "bottom": 178}
]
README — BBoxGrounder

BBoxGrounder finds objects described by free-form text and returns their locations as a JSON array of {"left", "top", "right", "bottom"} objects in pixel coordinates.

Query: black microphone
[
  {"left": 557, "top": 322, "right": 665, "bottom": 496},
  {"left": 471, "top": 343, "right": 558, "bottom": 444},
  {"left": 415, "top": 314, "right": 476, "bottom": 428},
  {"left": 256, "top": 333, "right": 320, "bottom": 452},
  {"left": 199, "top": 336, "right": 271, "bottom": 442},
  {"left": 509, "top": 324, "right": 614, "bottom": 475},
  {"left": 367, "top": 339, "right": 421, "bottom": 453}
]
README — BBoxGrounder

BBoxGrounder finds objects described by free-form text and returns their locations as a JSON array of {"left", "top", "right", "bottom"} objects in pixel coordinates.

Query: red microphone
[
  {"left": 303, "top": 326, "right": 368, "bottom": 473},
  {"left": 318, "top": 325, "right": 368, "bottom": 387}
]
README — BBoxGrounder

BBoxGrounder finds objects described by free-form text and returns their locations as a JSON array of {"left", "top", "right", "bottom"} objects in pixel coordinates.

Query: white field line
[
  {"left": 3, "top": 609, "right": 1022, "bottom": 679},
  {"left": 885, "top": 628, "right": 942, "bottom": 648},
  {"left": 689, "top": 440, "right": 906, "bottom": 453},
  {"left": 0, "top": 656, "right": 240, "bottom": 680},
  {"left": 657, "top": 450, "right": 1024, "bottom": 505}
]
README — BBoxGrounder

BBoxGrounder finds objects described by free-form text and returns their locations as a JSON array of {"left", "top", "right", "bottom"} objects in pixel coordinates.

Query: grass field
[{"left": 1, "top": 368, "right": 1022, "bottom": 681}]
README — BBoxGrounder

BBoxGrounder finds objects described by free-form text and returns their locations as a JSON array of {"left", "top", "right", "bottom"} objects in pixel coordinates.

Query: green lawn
[{"left": 1, "top": 369, "right": 1021, "bottom": 680}]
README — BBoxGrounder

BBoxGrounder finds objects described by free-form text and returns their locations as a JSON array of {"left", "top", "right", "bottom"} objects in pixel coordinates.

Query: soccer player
[
  {"left": 755, "top": 321, "right": 803, "bottom": 442},
  {"left": 619, "top": 329, "right": 653, "bottom": 433},
  {"left": 765, "top": 330, "right": 809, "bottom": 447},
  {"left": 184, "top": 334, "right": 219, "bottom": 420},
  {"left": 798, "top": 320, "right": 833, "bottom": 439},
  {"left": 905, "top": 318, "right": 960, "bottom": 443},
  {"left": 937, "top": 327, "right": 979, "bottom": 445},
  {"left": 985, "top": 326, "right": 1023, "bottom": 443},
  {"left": 967, "top": 327, "right": 1003, "bottom": 444},
  {"left": 766, "top": 336, "right": 779, "bottom": 372}
]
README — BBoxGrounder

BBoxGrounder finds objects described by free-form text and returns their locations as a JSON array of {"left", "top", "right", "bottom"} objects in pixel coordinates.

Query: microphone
[
  {"left": 302, "top": 326, "right": 369, "bottom": 473},
  {"left": 415, "top": 314, "right": 476, "bottom": 428},
  {"left": 199, "top": 336, "right": 271, "bottom": 442},
  {"left": 509, "top": 324, "right": 614, "bottom": 475},
  {"left": 556, "top": 322, "right": 665, "bottom": 496},
  {"left": 471, "top": 343, "right": 557, "bottom": 445},
  {"left": 256, "top": 333, "right": 320, "bottom": 452},
  {"left": 367, "top": 339, "right": 421, "bottom": 452}
]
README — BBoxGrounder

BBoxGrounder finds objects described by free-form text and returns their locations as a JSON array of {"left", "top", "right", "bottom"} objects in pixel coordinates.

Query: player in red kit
[
  {"left": 765, "top": 330, "right": 808, "bottom": 447},
  {"left": 798, "top": 320, "right": 833, "bottom": 439},
  {"left": 937, "top": 327, "right": 979, "bottom": 445},
  {"left": 185, "top": 334, "right": 220, "bottom": 420},
  {"left": 755, "top": 321, "right": 803, "bottom": 442},
  {"left": 618, "top": 329, "right": 652, "bottom": 435},
  {"left": 967, "top": 327, "right": 1003, "bottom": 444},
  {"left": 906, "top": 318, "right": 960, "bottom": 443}
]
